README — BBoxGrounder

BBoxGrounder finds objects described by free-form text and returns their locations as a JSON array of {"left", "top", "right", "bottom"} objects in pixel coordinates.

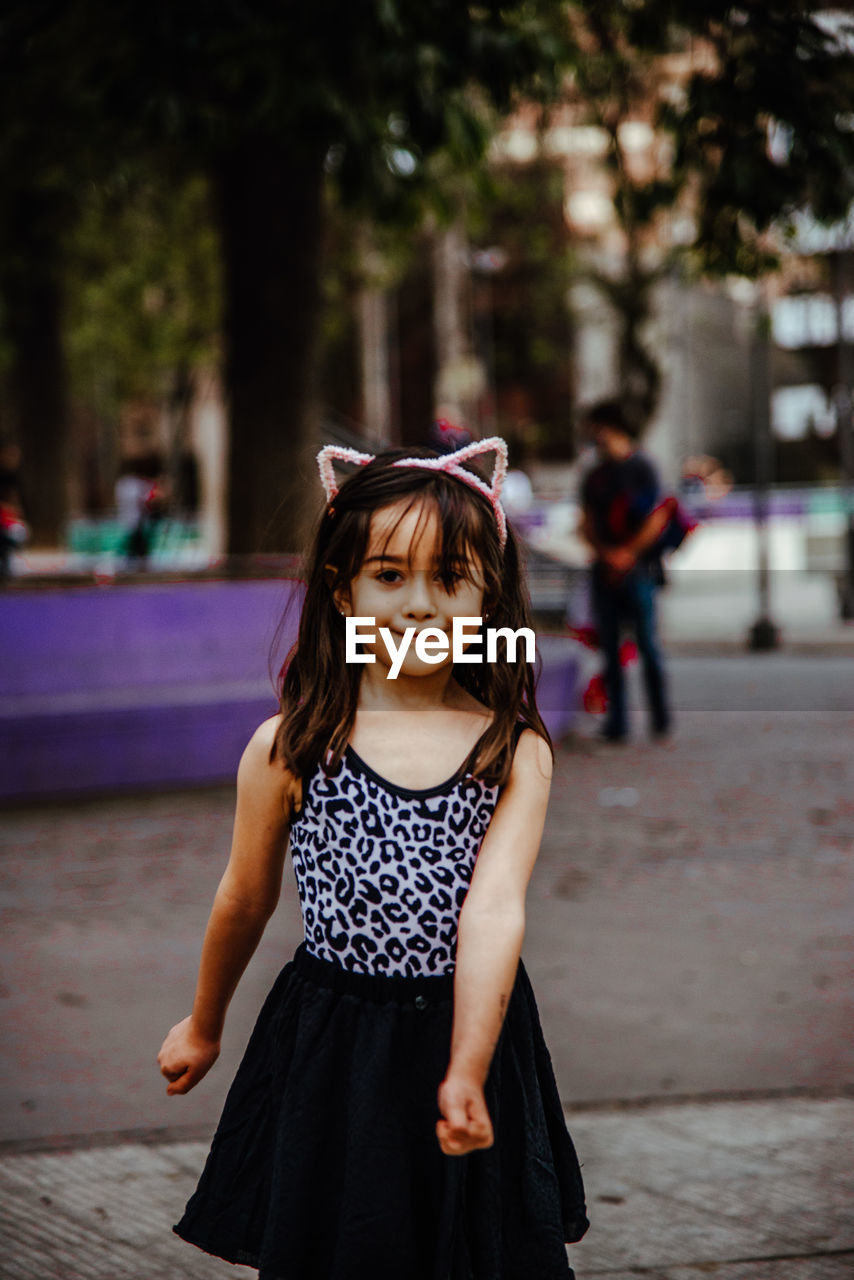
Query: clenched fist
[
  {"left": 157, "top": 1017, "right": 220, "bottom": 1096},
  {"left": 436, "top": 1075, "right": 494, "bottom": 1156}
]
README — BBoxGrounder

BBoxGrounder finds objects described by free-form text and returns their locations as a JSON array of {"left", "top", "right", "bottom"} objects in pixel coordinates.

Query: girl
[{"left": 157, "top": 437, "right": 589, "bottom": 1279}]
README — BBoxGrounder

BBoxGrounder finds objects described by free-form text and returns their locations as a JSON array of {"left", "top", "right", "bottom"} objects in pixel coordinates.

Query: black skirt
[{"left": 174, "top": 946, "right": 589, "bottom": 1280}]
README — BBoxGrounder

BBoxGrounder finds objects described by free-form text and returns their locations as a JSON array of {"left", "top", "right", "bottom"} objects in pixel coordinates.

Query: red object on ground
[{"left": 566, "top": 625, "right": 600, "bottom": 652}]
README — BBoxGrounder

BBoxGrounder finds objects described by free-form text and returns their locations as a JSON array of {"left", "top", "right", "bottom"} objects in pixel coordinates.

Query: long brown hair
[{"left": 273, "top": 446, "right": 551, "bottom": 787}]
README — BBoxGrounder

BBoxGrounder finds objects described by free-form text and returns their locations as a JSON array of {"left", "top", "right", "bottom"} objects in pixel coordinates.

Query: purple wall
[
  {"left": 1, "top": 579, "right": 299, "bottom": 698},
  {"left": 2, "top": 580, "right": 577, "bottom": 802},
  {"left": 2, "top": 581, "right": 298, "bottom": 801}
]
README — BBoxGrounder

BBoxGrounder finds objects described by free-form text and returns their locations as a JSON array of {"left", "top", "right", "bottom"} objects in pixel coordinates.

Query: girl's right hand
[{"left": 157, "top": 1016, "right": 220, "bottom": 1096}]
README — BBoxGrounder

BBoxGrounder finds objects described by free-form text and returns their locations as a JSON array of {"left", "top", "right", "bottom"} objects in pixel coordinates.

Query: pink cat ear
[
  {"left": 316, "top": 444, "right": 376, "bottom": 503},
  {"left": 438, "top": 436, "right": 509, "bottom": 546},
  {"left": 448, "top": 436, "right": 509, "bottom": 505}
]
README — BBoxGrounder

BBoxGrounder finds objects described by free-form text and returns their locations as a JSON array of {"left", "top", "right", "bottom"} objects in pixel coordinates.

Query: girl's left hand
[
  {"left": 157, "top": 1016, "right": 220, "bottom": 1096},
  {"left": 436, "top": 1075, "right": 494, "bottom": 1156}
]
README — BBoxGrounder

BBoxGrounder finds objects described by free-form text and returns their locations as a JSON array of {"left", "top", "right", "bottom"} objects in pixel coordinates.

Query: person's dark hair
[
  {"left": 273, "top": 446, "right": 551, "bottom": 787},
  {"left": 118, "top": 451, "right": 164, "bottom": 480},
  {"left": 583, "top": 398, "right": 643, "bottom": 440}
]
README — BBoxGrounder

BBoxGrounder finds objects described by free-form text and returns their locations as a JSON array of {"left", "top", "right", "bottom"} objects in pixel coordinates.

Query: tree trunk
[
  {"left": 433, "top": 220, "right": 483, "bottom": 431},
  {"left": 2, "top": 188, "right": 70, "bottom": 547},
  {"left": 397, "top": 237, "right": 436, "bottom": 446},
  {"left": 213, "top": 135, "right": 328, "bottom": 556},
  {"left": 356, "top": 226, "right": 393, "bottom": 447}
]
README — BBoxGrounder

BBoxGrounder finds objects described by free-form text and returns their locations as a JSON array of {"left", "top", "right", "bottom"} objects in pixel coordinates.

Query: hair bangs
[
  {"left": 430, "top": 478, "right": 501, "bottom": 597},
  {"left": 345, "top": 472, "right": 500, "bottom": 597}
]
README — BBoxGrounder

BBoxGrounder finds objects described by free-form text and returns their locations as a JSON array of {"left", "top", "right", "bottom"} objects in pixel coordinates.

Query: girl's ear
[{"left": 324, "top": 564, "right": 350, "bottom": 616}]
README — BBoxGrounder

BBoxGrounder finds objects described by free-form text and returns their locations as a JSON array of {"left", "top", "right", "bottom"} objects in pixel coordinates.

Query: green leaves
[
  {"left": 663, "top": 3, "right": 854, "bottom": 273},
  {"left": 64, "top": 166, "right": 221, "bottom": 411}
]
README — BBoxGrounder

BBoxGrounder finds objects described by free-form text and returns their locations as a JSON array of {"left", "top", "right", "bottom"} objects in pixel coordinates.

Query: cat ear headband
[{"left": 317, "top": 436, "right": 509, "bottom": 548}]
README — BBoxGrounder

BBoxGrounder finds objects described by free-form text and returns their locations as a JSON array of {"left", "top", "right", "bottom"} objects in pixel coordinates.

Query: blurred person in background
[
  {"left": 680, "top": 453, "right": 734, "bottom": 516},
  {"left": 0, "top": 439, "right": 28, "bottom": 580},
  {"left": 502, "top": 436, "right": 535, "bottom": 520},
  {"left": 431, "top": 416, "right": 472, "bottom": 453},
  {"left": 579, "top": 400, "right": 675, "bottom": 744},
  {"left": 115, "top": 452, "right": 167, "bottom": 568}
]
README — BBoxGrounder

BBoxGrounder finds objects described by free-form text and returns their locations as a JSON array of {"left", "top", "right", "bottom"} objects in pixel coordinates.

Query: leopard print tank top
[{"left": 289, "top": 744, "right": 500, "bottom": 978}]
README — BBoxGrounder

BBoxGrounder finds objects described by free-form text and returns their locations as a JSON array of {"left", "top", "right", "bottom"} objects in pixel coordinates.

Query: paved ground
[
  {"left": 531, "top": 655, "right": 854, "bottom": 1105},
  {"left": 1, "top": 648, "right": 853, "bottom": 1277},
  {"left": 1, "top": 1097, "right": 851, "bottom": 1279}
]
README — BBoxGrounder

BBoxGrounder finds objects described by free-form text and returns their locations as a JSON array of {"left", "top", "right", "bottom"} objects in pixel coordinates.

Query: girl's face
[{"left": 337, "top": 498, "right": 485, "bottom": 680}]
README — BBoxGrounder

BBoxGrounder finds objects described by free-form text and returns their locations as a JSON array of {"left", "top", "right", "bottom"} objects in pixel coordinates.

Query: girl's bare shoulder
[
  {"left": 239, "top": 715, "right": 302, "bottom": 818},
  {"left": 512, "top": 727, "right": 553, "bottom": 780}
]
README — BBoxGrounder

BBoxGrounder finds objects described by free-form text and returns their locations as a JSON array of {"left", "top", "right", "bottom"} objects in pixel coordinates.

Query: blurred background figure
[
  {"left": 502, "top": 437, "right": 535, "bottom": 519},
  {"left": 115, "top": 452, "right": 168, "bottom": 569},
  {"left": 0, "top": 439, "right": 28, "bottom": 580},
  {"left": 679, "top": 454, "right": 734, "bottom": 513},
  {"left": 579, "top": 399, "right": 675, "bottom": 743}
]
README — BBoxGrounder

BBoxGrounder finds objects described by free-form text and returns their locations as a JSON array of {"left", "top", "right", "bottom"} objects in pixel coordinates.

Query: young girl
[{"left": 157, "top": 437, "right": 589, "bottom": 1279}]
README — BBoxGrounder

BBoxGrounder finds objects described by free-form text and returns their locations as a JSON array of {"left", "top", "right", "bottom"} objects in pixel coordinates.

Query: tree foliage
[
  {"left": 55, "top": 0, "right": 570, "bottom": 220},
  {"left": 669, "top": 3, "right": 854, "bottom": 273},
  {"left": 65, "top": 168, "right": 221, "bottom": 413},
  {"left": 467, "top": 160, "right": 576, "bottom": 450},
  {"left": 565, "top": 2, "right": 854, "bottom": 422}
]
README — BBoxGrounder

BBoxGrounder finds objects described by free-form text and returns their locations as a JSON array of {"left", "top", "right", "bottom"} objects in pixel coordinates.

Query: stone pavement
[{"left": 1, "top": 1095, "right": 851, "bottom": 1279}]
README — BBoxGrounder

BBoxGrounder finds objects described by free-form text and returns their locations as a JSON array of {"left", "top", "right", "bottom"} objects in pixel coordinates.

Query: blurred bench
[
  {"left": 1, "top": 576, "right": 580, "bottom": 803},
  {"left": 524, "top": 545, "right": 592, "bottom": 626}
]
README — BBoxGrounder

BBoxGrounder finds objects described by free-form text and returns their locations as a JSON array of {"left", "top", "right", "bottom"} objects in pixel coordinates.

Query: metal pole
[
  {"left": 833, "top": 249, "right": 854, "bottom": 619},
  {"left": 748, "top": 289, "right": 780, "bottom": 650}
]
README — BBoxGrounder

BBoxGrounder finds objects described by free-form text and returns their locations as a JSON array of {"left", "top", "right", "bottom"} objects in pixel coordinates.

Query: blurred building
[{"left": 769, "top": 211, "right": 854, "bottom": 478}]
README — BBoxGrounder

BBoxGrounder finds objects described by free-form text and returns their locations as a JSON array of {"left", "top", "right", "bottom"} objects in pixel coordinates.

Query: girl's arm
[
  {"left": 437, "top": 728, "right": 552, "bottom": 1155},
  {"left": 157, "top": 716, "right": 296, "bottom": 1096}
]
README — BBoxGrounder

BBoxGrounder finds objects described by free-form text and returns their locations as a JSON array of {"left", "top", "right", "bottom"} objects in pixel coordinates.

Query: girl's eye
[{"left": 376, "top": 569, "right": 403, "bottom": 584}]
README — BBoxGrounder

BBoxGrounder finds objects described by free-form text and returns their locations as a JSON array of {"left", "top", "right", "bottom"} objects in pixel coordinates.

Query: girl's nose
[{"left": 402, "top": 574, "right": 438, "bottom": 620}]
